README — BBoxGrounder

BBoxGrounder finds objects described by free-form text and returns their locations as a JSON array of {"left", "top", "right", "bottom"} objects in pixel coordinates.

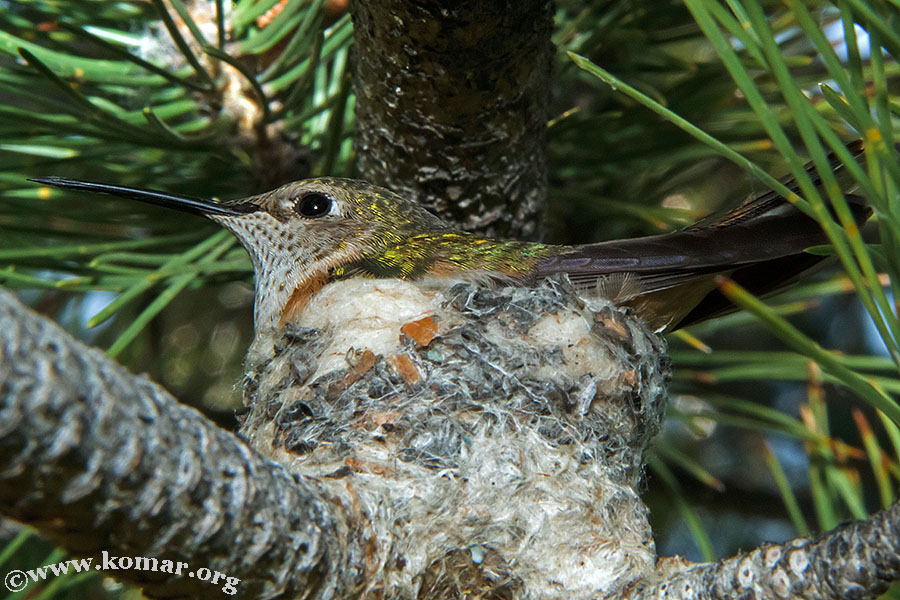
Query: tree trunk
[{"left": 350, "top": 0, "right": 553, "bottom": 239}]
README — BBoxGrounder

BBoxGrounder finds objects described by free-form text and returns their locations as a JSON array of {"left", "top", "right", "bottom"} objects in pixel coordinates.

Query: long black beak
[{"left": 28, "top": 177, "right": 257, "bottom": 217}]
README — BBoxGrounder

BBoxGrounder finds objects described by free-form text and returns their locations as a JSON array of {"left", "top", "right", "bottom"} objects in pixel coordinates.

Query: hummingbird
[{"left": 30, "top": 153, "right": 870, "bottom": 335}]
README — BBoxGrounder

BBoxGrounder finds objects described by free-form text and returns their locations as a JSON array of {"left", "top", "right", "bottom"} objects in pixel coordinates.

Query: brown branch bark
[
  {"left": 629, "top": 500, "right": 900, "bottom": 600},
  {"left": 349, "top": 0, "right": 553, "bottom": 239},
  {"left": 0, "top": 289, "right": 357, "bottom": 600}
]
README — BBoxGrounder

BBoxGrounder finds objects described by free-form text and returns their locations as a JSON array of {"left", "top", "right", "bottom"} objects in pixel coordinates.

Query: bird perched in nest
[
  {"left": 31, "top": 143, "right": 870, "bottom": 336},
  {"left": 29, "top": 145, "right": 874, "bottom": 598}
]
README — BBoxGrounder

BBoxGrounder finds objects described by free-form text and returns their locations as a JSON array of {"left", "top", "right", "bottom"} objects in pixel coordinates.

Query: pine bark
[
  {"left": 633, "top": 500, "right": 900, "bottom": 599},
  {"left": 0, "top": 289, "right": 356, "bottom": 599},
  {"left": 349, "top": 0, "right": 553, "bottom": 239}
]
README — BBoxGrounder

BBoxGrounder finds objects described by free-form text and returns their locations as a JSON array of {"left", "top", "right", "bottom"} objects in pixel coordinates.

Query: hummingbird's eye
[{"left": 294, "top": 192, "right": 333, "bottom": 218}]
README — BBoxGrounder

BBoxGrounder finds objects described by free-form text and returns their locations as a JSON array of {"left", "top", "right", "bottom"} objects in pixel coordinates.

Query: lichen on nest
[{"left": 239, "top": 276, "right": 670, "bottom": 598}]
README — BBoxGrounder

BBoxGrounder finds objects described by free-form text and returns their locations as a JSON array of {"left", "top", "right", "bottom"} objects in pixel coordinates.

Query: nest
[{"left": 239, "top": 276, "right": 670, "bottom": 598}]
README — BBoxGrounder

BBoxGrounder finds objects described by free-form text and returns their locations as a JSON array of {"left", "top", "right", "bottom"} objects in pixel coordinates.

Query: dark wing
[
  {"left": 536, "top": 196, "right": 870, "bottom": 291},
  {"left": 684, "top": 139, "right": 864, "bottom": 231},
  {"left": 531, "top": 143, "right": 871, "bottom": 331}
]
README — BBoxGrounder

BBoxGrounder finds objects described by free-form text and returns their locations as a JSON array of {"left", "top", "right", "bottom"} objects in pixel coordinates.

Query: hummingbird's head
[
  {"left": 215, "top": 177, "right": 447, "bottom": 264},
  {"left": 209, "top": 177, "right": 449, "bottom": 330},
  {"left": 30, "top": 176, "right": 448, "bottom": 332}
]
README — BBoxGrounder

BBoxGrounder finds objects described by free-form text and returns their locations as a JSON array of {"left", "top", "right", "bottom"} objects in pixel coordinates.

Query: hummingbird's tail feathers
[
  {"left": 674, "top": 251, "right": 825, "bottom": 330},
  {"left": 672, "top": 190, "right": 871, "bottom": 330},
  {"left": 533, "top": 143, "right": 874, "bottom": 332},
  {"left": 28, "top": 177, "right": 256, "bottom": 217},
  {"left": 688, "top": 139, "right": 866, "bottom": 230}
]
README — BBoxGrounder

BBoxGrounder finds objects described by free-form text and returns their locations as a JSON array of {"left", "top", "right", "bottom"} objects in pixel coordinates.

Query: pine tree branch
[
  {"left": 630, "top": 500, "right": 900, "bottom": 600},
  {"left": 0, "top": 288, "right": 354, "bottom": 599}
]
